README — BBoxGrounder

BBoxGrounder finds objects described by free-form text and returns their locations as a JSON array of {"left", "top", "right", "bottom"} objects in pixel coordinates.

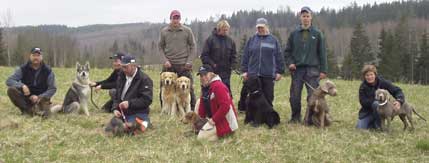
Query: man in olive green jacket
[
  {"left": 284, "top": 6, "right": 327, "bottom": 124},
  {"left": 159, "top": 10, "right": 197, "bottom": 110}
]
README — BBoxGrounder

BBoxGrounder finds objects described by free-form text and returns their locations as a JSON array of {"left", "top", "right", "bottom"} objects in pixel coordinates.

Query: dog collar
[{"left": 378, "top": 99, "right": 388, "bottom": 106}]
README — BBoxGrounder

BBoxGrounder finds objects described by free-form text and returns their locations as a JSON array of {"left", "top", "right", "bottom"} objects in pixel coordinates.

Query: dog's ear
[
  {"left": 76, "top": 62, "right": 81, "bottom": 71},
  {"left": 85, "top": 62, "right": 90, "bottom": 71},
  {"left": 321, "top": 83, "right": 329, "bottom": 93}
]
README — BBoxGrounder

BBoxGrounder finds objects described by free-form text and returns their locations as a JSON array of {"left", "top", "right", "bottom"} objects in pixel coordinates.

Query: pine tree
[
  {"left": 417, "top": 31, "right": 429, "bottom": 84},
  {"left": 0, "top": 27, "right": 6, "bottom": 66},
  {"left": 377, "top": 28, "right": 397, "bottom": 80},
  {"left": 236, "top": 34, "right": 248, "bottom": 72},
  {"left": 349, "top": 22, "right": 375, "bottom": 79}
]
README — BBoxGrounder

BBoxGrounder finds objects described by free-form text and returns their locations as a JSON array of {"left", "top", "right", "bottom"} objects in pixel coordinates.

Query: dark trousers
[
  {"left": 161, "top": 64, "right": 196, "bottom": 110},
  {"left": 7, "top": 87, "right": 33, "bottom": 114},
  {"left": 220, "top": 75, "right": 232, "bottom": 95},
  {"left": 101, "top": 89, "right": 116, "bottom": 113},
  {"left": 7, "top": 87, "right": 51, "bottom": 116},
  {"left": 258, "top": 77, "right": 275, "bottom": 106},
  {"left": 289, "top": 67, "right": 320, "bottom": 121}
]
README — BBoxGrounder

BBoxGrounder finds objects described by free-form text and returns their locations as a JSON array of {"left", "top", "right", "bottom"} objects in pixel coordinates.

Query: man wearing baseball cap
[
  {"left": 89, "top": 52, "right": 125, "bottom": 112},
  {"left": 159, "top": 10, "right": 197, "bottom": 111},
  {"left": 6, "top": 47, "right": 57, "bottom": 117},
  {"left": 284, "top": 6, "right": 328, "bottom": 124},
  {"left": 110, "top": 54, "right": 153, "bottom": 134}
]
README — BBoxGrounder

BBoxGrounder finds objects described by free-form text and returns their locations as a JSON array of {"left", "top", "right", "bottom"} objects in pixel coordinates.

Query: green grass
[{"left": 0, "top": 66, "right": 428, "bottom": 162}]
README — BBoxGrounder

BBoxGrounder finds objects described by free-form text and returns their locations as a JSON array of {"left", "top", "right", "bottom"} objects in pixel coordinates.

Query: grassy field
[{"left": 0, "top": 66, "right": 428, "bottom": 162}]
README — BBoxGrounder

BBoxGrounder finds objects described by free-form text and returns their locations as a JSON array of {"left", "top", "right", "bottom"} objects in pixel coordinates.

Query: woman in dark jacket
[{"left": 356, "top": 65, "right": 405, "bottom": 129}]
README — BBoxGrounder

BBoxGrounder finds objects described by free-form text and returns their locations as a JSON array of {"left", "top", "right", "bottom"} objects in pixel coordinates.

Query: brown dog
[
  {"left": 304, "top": 80, "right": 337, "bottom": 128},
  {"left": 181, "top": 111, "right": 208, "bottom": 134},
  {"left": 375, "top": 89, "right": 426, "bottom": 131}
]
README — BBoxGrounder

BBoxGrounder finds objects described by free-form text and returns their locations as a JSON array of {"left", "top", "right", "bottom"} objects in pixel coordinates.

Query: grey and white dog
[
  {"left": 51, "top": 62, "right": 91, "bottom": 116},
  {"left": 375, "top": 89, "right": 426, "bottom": 131}
]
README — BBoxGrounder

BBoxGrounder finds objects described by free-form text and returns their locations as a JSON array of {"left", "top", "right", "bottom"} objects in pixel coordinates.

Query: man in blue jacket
[{"left": 284, "top": 7, "right": 328, "bottom": 124}]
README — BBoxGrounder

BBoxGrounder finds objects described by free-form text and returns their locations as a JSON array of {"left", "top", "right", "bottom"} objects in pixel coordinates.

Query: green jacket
[{"left": 284, "top": 25, "right": 327, "bottom": 73}]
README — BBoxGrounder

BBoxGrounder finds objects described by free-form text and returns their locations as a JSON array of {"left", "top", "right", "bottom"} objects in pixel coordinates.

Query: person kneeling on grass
[
  {"left": 197, "top": 64, "right": 238, "bottom": 141},
  {"left": 106, "top": 55, "right": 153, "bottom": 135},
  {"left": 356, "top": 65, "right": 404, "bottom": 130}
]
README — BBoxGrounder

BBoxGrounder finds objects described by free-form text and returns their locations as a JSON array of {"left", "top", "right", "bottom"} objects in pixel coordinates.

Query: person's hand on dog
[
  {"left": 184, "top": 63, "right": 192, "bottom": 70},
  {"left": 113, "top": 110, "right": 122, "bottom": 118},
  {"left": 94, "top": 85, "right": 102, "bottom": 92},
  {"left": 89, "top": 81, "right": 97, "bottom": 87},
  {"left": 242, "top": 72, "right": 248, "bottom": 81},
  {"left": 288, "top": 64, "right": 296, "bottom": 72},
  {"left": 319, "top": 72, "right": 327, "bottom": 79},
  {"left": 22, "top": 85, "right": 30, "bottom": 96},
  {"left": 164, "top": 61, "right": 172, "bottom": 68},
  {"left": 29, "top": 95, "right": 39, "bottom": 104},
  {"left": 393, "top": 100, "right": 401, "bottom": 112},
  {"left": 119, "top": 101, "right": 129, "bottom": 110},
  {"left": 275, "top": 73, "right": 282, "bottom": 81}
]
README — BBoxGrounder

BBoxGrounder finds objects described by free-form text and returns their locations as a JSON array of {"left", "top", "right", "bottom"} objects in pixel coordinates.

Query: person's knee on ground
[
  {"left": 7, "top": 87, "right": 33, "bottom": 115},
  {"left": 197, "top": 123, "right": 218, "bottom": 141}
]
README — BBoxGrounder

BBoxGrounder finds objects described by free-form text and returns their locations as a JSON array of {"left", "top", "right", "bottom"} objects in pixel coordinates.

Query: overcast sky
[{"left": 0, "top": 0, "right": 399, "bottom": 27}]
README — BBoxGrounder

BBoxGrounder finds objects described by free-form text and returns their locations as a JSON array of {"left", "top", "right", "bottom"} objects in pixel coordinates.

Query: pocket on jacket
[{"left": 307, "top": 67, "right": 320, "bottom": 77}]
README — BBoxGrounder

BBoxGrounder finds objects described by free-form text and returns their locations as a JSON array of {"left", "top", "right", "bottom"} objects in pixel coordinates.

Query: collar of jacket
[
  {"left": 298, "top": 25, "right": 314, "bottom": 32},
  {"left": 168, "top": 24, "right": 184, "bottom": 31},
  {"left": 122, "top": 67, "right": 142, "bottom": 80},
  {"left": 209, "top": 75, "right": 222, "bottom": 85}
]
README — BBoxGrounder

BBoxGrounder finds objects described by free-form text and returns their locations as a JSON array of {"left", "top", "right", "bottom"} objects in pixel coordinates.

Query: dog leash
[
  {"left": 301, "top": 79, "right": 316, "bottom": 91},
  {"left": 90, "top": 86, "right": 101, "bottom": 110}
]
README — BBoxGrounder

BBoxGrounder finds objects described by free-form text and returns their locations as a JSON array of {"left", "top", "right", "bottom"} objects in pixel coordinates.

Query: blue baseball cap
[
  {"left": 31, "top": 47, "right": 42, "bottom": 54},
  {"left": 197, "top": 64, "right": 214, "bottom": 76},
  {"left": 109, "top": 52, "right": 125, "bottom": 60},
  {"left": 120, "top": 55, "right": 136, "bottom": 65}
]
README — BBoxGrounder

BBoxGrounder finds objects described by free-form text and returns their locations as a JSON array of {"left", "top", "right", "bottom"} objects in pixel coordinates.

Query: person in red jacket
[{"left": 197, "top": 64, "right": 238, "bottom": 141}]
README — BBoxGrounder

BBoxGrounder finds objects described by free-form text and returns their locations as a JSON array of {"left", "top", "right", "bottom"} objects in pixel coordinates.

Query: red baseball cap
[{"left": 170, "top": 10, "right": 181, "bottom": 19}]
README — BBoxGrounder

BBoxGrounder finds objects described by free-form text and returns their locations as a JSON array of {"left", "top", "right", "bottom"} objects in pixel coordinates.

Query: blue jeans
[
  {"left": 289, "top": 67, "right": 320, "bottom": 121},
  {"left": 125, "top": 113, "right": 150, "bottom": 126},
  {"left": 356, "top": 102, "right": 381, "bottom": 129}
]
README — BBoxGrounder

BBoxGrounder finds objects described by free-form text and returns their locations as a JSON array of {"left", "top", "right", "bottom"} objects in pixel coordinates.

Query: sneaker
[{"left": 135, "top": 117, "right": 148, "bottom": 133}]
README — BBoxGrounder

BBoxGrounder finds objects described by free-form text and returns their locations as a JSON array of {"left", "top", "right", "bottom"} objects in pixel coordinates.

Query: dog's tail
[
  {"left": 413, "top": 108, "right": 427, "bottom": 122},
  {"left": 50, "top": 104, "right": 63, "bottom": 113}
]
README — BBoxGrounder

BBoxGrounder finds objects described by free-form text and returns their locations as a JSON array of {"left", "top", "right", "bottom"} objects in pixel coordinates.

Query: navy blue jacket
[{"left": 241, "top": 34, "right": 285, "bottom": 78}]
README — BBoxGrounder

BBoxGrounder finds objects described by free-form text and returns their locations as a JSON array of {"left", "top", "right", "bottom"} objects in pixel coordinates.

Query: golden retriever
[
  {"left": 160, "top": 72, "right": 178, "bottom": 116},
  {"left": 175, "top": 76, "right": 191, "bottom": 117}
]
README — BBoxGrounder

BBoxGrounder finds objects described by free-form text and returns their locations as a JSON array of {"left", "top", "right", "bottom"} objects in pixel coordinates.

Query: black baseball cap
[
  {"left": 31, "top": 47, "right": 42, "bottom": 54},
  {"left": 197, "top": 64, "right": 214, "bottom": 76},
  {"left": 109, "top": 52, "right": 125, "bottom": 60},
  {"left": 120, "top": 55, "right": 136, "bottom": 65}
]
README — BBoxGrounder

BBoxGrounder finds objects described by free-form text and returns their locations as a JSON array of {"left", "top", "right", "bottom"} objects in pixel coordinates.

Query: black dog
[{"left": 244, "top": 77, "right": 280, "bottom": 128}]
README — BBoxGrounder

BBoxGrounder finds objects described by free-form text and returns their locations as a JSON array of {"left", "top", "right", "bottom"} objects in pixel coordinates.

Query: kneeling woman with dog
[
  {"left": 197, "top": 65, "right": 238, "bottom": 141},
  {"left": 356, "top": 65, "right": 404, "bottom": 130}
]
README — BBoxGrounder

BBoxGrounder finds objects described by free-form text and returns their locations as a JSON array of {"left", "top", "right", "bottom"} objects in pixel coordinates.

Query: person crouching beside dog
[
  {"left": 89, "top": 52, "right": 125, "bottom": 112},
  {"left": 6, "top": 47, "right": 56, "bottom": 117},
  {"left": 109, "top": 55, "right": 153, "bottom": 134},
  {"left": 241, "top": 18, "right": 285, "bottom": 107},
  {"left": 356, "top": 65, "right": 404, "bottom": 130},
  {"left": 197, "top": 65, "right": 238, "bottom": 141}
]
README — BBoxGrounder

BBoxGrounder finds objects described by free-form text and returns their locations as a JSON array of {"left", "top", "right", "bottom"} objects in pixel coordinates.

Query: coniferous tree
[{"left": 349, "top": 22, "right": 375, "bottom": 79}]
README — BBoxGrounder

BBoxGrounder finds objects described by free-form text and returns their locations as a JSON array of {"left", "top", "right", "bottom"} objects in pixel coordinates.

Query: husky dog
[{"left": 51, "top": 62, "right": 91, "bottom": 116}]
